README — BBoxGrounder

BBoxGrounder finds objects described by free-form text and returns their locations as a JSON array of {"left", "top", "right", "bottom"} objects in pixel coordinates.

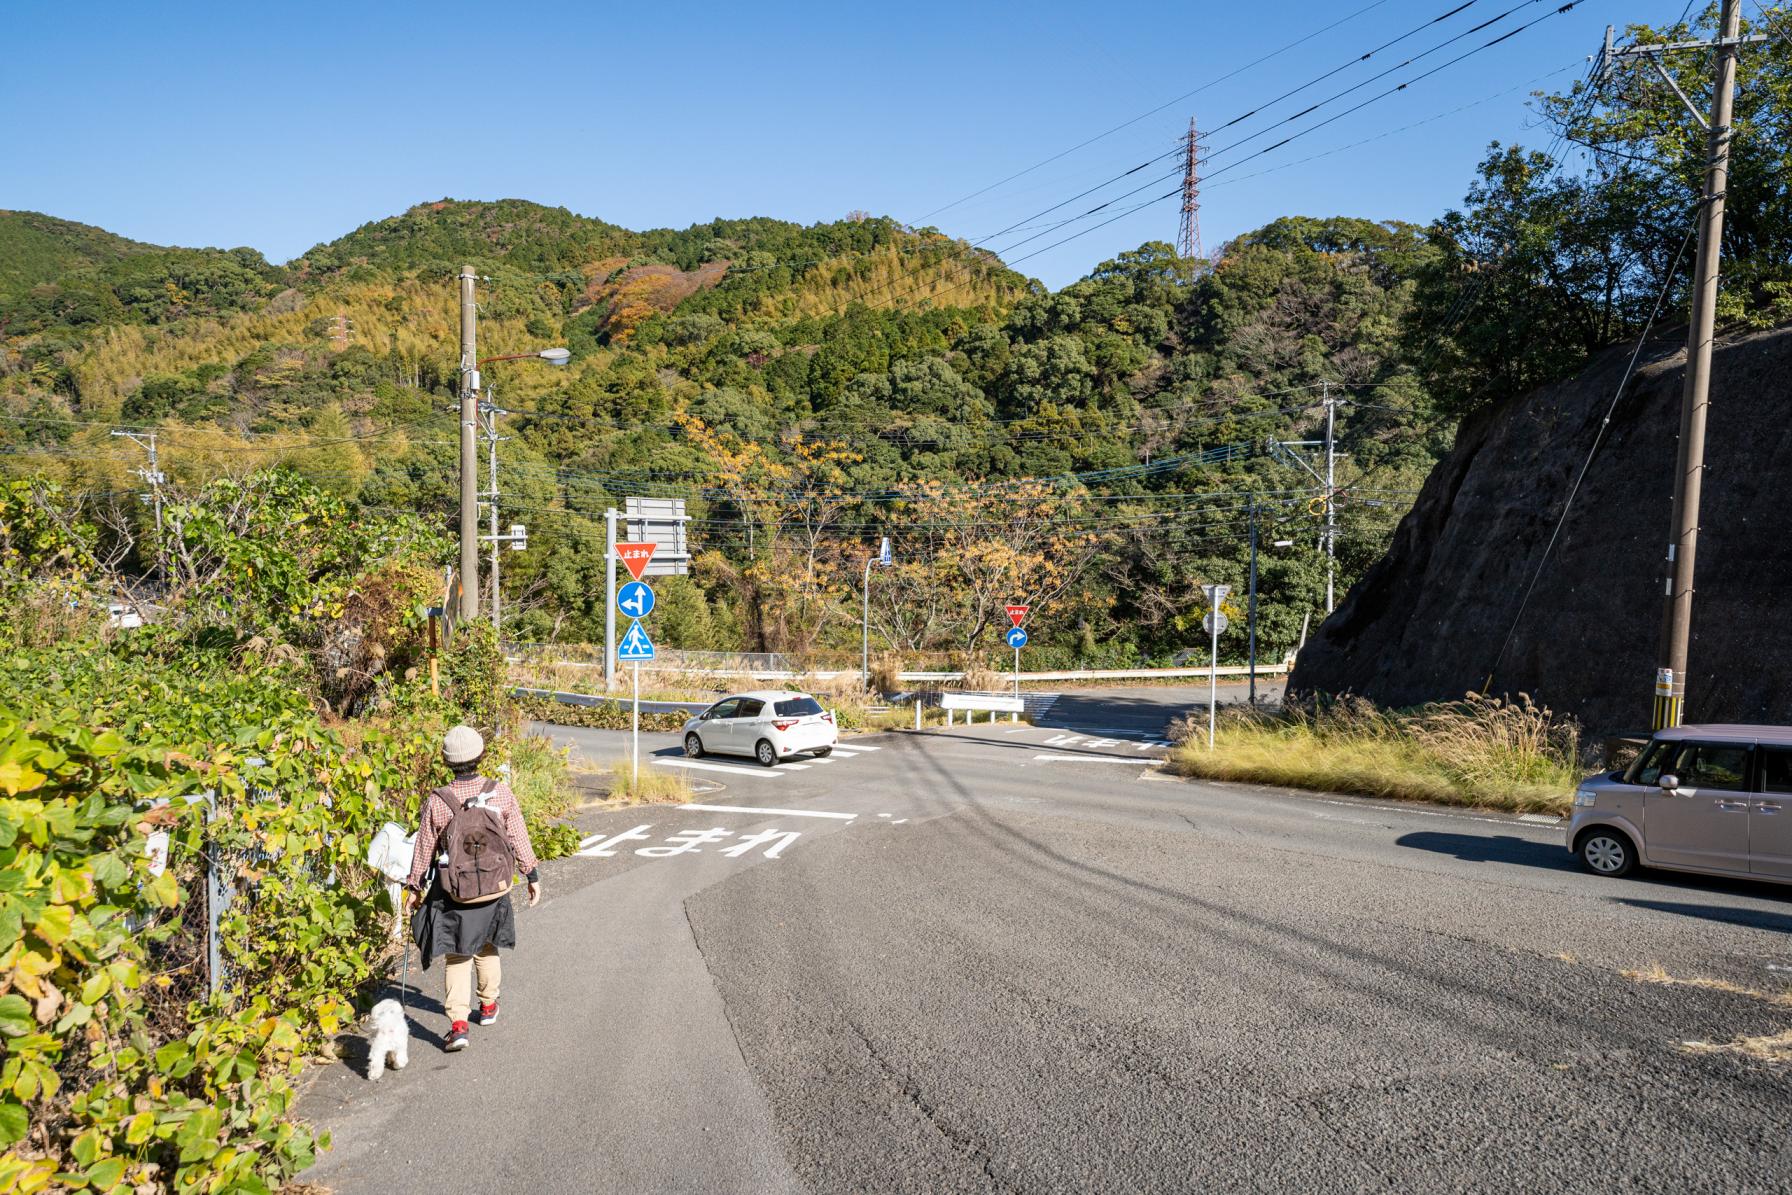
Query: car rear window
[{"left": 775, "top": 698, "right": 823, "bottom": 717}]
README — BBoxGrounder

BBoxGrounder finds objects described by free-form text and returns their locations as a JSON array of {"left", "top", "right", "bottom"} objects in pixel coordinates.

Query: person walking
[{"left": 405, "top": 725, "right": 541, "bottom": 1052}]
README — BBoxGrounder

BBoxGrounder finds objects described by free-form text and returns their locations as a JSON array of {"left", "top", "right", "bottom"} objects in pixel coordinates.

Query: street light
[{"left": 478, "top": 347, "right": 571, "bottom": 368}]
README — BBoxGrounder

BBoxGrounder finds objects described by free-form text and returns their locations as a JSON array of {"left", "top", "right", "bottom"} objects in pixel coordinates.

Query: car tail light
[
  {"left": 822, "top": 711, "right": 834, "bottom": 724},
  {"left": 772, "top": 720, "right": 797, "bottom": 731}
]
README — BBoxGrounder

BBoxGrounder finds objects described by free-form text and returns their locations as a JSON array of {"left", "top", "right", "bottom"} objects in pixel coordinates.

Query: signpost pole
[
  {"left": 1209, "top": 610, "right": 1219, "bottom": 750},
  {"left": 632, "top": 661, "right": 640, "bottom": 788},
  {"left": 604, "top": 508, "right": 618, "bottom": 691},
  {"left": 1012, "top": 644, "right": 1020, "bottom": 721}
]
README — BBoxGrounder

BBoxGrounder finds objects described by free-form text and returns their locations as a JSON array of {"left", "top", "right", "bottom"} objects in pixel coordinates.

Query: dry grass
[
  {"left": 1168, "top": 693, "right": 1581, "bottom": 815},
  {"left": 1681, "top": 1028, "right": 1792, "bottom": 1064},
  {"left": 602, "top": 757, "right": 694, "bottom": 805},
  {"left": 1621, "top": 962, "right": 1792, "bottom": 1007}
]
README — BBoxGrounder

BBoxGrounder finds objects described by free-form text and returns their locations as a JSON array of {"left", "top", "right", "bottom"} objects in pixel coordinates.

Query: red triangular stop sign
[
  {"left": 616, "top": 542, "right": 656, "bottom": 582},
  {"left": 1006, "top": 604, "right": 1029, "bottom": 627}
]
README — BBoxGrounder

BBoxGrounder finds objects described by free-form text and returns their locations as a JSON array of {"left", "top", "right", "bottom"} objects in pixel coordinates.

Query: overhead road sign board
[{"left": 624, "top": 497, "right": 690, "bottom": 576}]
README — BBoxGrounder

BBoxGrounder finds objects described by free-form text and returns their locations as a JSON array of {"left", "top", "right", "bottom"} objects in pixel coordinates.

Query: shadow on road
[
  {"left": 1614, "top": 898, "right": 1792, "bottom": 933},
  {"left": 1393, "top": 831, "right": 1578, "bottom": 872}
]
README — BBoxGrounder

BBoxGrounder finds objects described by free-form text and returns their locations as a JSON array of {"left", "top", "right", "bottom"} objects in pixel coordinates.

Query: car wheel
[
  {"left": 1577, "top": 828, "right": 1636, "bottom": 877},
  {"left": 755, "top": 739, "right": 777, "bottom": 767},
  {"left": 812, "top": 746, "right": 833, "bottom": 758},
  {"left": 684, "top": 733, "right": 704, "bottom": 759}
]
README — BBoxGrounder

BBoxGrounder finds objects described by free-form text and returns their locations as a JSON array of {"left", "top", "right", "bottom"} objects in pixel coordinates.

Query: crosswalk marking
[
  {"left": 654, "top": 759, "right": 782, "bottom": 779},
  {"left": 774, "top": 762, "right": 811, "bottom": 771}
]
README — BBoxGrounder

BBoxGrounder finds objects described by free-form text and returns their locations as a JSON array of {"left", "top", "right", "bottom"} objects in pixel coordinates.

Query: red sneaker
[
  {"left": 477, "top": 1001, "right": 500, "bottom": 1026},
  {"left": 445, "top": 1021, "right": 470, "bottom": 1051}
]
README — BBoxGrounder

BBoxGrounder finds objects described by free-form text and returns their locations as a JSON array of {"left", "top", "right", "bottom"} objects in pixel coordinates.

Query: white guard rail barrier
[{"left": 939, "top": 691, "right": 1024, "bottom": 725}]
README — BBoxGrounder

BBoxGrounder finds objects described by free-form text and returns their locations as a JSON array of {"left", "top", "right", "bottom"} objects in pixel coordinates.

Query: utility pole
[
  {"left": 479, "top": 398, "right": 512, "bottom": 632},
  {"left": 458, "top": 266, "right": 480, "bottom": 625},
  {"left": 1323, "top": 381, "right": 1337, "bottom": 614},
  {"left": 110, "top": 430, "right": 165, "bottom": 575},
  {"left": 1604, "top": 2, "right": 1757, "bottom": 728},
  {"left": 1247, "top": 495, "right": 1259, "bottom": 706}
]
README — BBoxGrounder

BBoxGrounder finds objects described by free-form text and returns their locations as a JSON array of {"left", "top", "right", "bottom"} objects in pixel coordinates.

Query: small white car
[{"left": 681, "top": 690, "right": 838, "bottom": 767}]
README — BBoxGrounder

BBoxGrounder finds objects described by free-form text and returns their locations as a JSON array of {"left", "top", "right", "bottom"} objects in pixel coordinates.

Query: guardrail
[
  {"left": 510, "top": 662, "right": 1291, "bottom": 684},
  {"left": 512, "top": 687, "right": 712, "bottom": 718}
]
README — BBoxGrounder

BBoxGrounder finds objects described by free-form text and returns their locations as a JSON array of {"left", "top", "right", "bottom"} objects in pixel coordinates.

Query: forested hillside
[{"left": 4, "top": 8, "right": 1787, "bottom": 670}]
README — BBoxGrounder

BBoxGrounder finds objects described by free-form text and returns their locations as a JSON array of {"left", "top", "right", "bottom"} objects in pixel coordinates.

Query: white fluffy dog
[{"left": 364, "top": 998, "right": 409, "bottom": 1080}]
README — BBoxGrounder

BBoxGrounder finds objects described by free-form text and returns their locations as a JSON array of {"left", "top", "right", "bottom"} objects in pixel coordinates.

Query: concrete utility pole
[
  {"left": 110, "top": 430, "right": 166, "bottom": 575},
  {"left": 481, "top": 401, "right": 510, "bottom": 631},
  {"left": 1658, "top": 0, "right": 1741, "bottom": 729},
  {"left": 1323, "top": 382, "right": 1337, "bottom": 615},
  {"left": 458, "top": 266, "right": 480, "bottom": 625},
  {"left": 1603, "top": 1, "right": 1757, "bottom": 728},
  {"left": 1247, "top": 496, "right": 1259, "bottom": 706}
]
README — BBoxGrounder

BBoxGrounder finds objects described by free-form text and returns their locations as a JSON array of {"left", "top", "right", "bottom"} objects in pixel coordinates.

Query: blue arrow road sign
[
  {"left": 617, "top": 619, "right": 656, "bottom": 662},
  {"left": 1006, "top": 626, "right": 1028, "bottom": 649},
  {"left": 617, "top": 580, "right": 655, "bottom": 619}
]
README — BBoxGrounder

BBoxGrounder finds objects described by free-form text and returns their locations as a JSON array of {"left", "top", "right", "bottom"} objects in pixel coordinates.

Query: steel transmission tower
[{"left": 1177, "top": 117, "right": 1203, "bottom": 261}]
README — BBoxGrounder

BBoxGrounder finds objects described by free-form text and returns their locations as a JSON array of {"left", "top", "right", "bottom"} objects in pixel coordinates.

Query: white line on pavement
[
  {"left": 654, "top": 759, "right": 783, "bottom": 779},
  {"left": 774, "top": 763, "right": 811, "bottom": 771},
  {"left": 1033, "top": 754, "right": 1167, "bottom": 764},
  {"left": 677, "top": 803, "right": 857, "bottom": 821},
  {"left": 841, "top": 743, "right": 881, "bottom": 750}
]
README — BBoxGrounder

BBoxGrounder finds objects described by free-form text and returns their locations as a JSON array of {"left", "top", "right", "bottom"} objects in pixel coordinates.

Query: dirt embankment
[{"left": 1291, "top": 324, "right": 1792, "bottom": 735}]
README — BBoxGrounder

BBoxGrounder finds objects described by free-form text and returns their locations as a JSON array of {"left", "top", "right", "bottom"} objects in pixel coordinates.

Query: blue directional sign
[
  {"left": 1006, "top": 626, "right": 1028, "bottom": 649},
  {"left": 617, "top": 580, "right": 656, "bottom": 619},
  {"left": 617, "top": 619, "right": 656, "bottom": 662}
]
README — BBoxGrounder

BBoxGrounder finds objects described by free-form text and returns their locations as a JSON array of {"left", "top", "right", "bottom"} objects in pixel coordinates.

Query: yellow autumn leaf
[{"left": 0, "top": 759, "right": 47, "bottom": 796}]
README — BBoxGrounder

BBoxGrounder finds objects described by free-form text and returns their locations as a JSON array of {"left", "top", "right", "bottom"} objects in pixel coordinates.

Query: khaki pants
[{"left": 443, "top": 945, "right": 500, "bottom": 1023}]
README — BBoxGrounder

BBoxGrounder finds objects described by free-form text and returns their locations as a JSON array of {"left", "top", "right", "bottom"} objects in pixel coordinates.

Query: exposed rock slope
[{"left": 1291, "top": 324, "right": 1792, "bottom": 734}]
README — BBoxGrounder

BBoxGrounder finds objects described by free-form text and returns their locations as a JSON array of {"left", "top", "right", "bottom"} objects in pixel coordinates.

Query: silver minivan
[{"left": 1566, "top": 724, "right": 1792, "bottom": 884}]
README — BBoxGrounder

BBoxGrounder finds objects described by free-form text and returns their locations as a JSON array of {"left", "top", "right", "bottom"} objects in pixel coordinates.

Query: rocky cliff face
[{"left": 1290, "top": 324, "right": 1792, "bottom": 735}]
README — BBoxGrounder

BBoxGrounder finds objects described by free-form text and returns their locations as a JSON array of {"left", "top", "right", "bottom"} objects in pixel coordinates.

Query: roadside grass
[
  {"left": 1167, "top": 693, "right": 1581, "bottom": 816},
  {"left": 505, "top": 730, "right": 584, "bottom": 859},
  {"left": 603, "top": 756, "right": 695, "bottom": 805}
]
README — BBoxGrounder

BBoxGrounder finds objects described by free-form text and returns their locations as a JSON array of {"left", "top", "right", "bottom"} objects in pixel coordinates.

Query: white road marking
[
  {"left": 1034, "top": 754, "right": 1167, "bottom": 765},
  {"left": 654, "top": 759, "right": 783, "bottom": 779},
  {"left": 774, "top": 762, "right": 811, "bottom": 771},
  {"left": 1517, "top": 813, "right": 1563, "bottom": 826},
  {"left": 841, "top": 743, "right": 881, "bottom": 750},
  {"left": 676, "top": 802, "right": 857, "bottom": 821}
]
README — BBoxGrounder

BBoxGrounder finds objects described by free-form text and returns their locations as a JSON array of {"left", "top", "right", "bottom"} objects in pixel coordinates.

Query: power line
[{"left": 915, "top": 0, "right": 1396, "bottom": 222}]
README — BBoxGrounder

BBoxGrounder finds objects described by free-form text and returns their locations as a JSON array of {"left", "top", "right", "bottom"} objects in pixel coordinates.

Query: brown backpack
[{"left": 430, "top": 780, "right": 515, "bottom": 904}]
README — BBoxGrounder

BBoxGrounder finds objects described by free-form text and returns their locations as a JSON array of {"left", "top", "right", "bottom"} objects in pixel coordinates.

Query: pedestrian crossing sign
[{"left": 618, "top": 619, "right": 656, "bottom": 662}]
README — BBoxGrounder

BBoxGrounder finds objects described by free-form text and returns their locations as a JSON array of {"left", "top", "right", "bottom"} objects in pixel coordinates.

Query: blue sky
[{"left": 5, "top": 0, "right": 1680, "bottom": 288}]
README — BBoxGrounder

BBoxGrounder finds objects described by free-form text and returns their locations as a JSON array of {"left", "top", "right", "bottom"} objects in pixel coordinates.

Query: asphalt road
[{"left": 303, "top": 718, "right": 1791, "bottom": 1193}]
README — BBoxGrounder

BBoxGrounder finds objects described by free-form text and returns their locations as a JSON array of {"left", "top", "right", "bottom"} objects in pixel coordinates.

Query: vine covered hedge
[{"left": 0, "top": 472, "right": 579, "bottom": 1192}]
